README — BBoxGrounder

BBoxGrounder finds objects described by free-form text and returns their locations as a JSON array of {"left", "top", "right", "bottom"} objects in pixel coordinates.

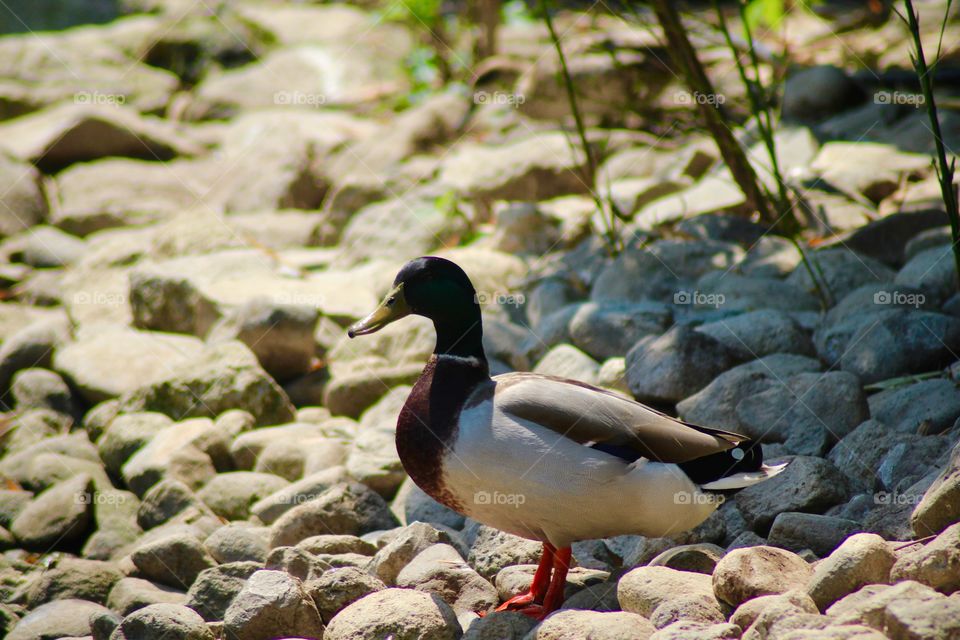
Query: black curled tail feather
[{"left": 676, "top": 441, "right": 764, "bottom": 486}]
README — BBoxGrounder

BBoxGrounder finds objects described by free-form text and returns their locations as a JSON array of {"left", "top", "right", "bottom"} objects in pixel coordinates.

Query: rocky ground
[{"left": 2, "top": 1, "right": 960, "bottom": 639}]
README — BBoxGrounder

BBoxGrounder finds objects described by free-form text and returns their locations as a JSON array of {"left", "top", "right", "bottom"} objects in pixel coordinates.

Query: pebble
[
  {"left": 7, "top": 598, "right": 112, "bottom": 640},
  {"left": 306, "top": 566, "right": 386, "bottom": 623},
  {"left": 222, "top": 570, "right": 324, "bottom": 640},
  {"left": 529, "top": 610, "right": 656, "bottom": 639},
  {"left": 185, "top": 561, "right": 261, "bottom": 622},
  {"left": 712, "top": 546, "right": 814, "bottom": 607},
  {"left": 889, "top": 522, "right": 960, "bottom": 594},
  {"left": 617, "top": 566, "right": 717, "bottom": 617},
  {"left": 111, "top": 603, "right": 213, "bottom": 640},
  {"left": 806, "top": 533, "right": 896, "bottom": 611},
  {"left": 130, "top": 532, "right": 217, "bottom": 590},
  {"left": 107, "top": 576, "right": 186, "bottom": 616},
  {"left": 324, "top": 588, "right": 461, "bottom": 640}
]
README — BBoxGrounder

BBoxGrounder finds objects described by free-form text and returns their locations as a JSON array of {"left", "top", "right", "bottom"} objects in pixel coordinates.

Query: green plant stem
[
  {"left": 902, "top": 0, "right": 960, "bottom": 288},
  {"left": 539, "top": 0, "right": 622, "bottom": 254}
]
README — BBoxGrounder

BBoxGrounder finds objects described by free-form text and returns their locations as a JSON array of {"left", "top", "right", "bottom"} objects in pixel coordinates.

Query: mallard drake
[{"left": 348, "top": 256, "right": 785, "bottom": 618}]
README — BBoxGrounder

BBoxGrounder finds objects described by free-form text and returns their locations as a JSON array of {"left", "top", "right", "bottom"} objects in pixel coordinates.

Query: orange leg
[{"left": 488, "top": 544, "right": 572, "bottom": 620}]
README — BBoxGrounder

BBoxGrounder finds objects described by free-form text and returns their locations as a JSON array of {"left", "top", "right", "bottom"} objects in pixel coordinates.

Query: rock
[
  {"left": 568, "top": 302, "right": 672, "bottom": 362},
  {"left": 345, "top": 421, "right": 404, "bottom": 498},
  {"left": 490, "top": 203, "right": 562, "bottom": 256},
  {"left": 185, "top": 561, "right": 261, "bottom": 622},
  {"left": 895, "top": 245, "right": 960, "bottom": 306},
  {"left": 130, "top": 533, "right": 217, "bottom": 590},
  {"left": 695, "top": 272, "right": 820, "bottom": 312},
  {"left": 782, "top": 65, "right": 865, "bottom": 122},
  {"left": 869, "top": 379, "right": 960, "bottom": 436},
  {"left": 0, "top": 317, "right": 69, "bottom": 399},
  {"left": 393, "top": 478, "right": 466, "bottom": 530},
  {"left": 495, "top": 564, "right": 606, "bottom": 604},
  {"left": 826, "top": 580, "right": 943, "bottom": 628},
  {"left": 875, "top": 437, "right": 948, "bottom": 492},
  {"left": 695, "top": 310, "right": 814, "bottom": 359},
  {"left": 439, "top": 132, "right": 588, "bottom": 203},
  {"left": 649, "top": 593, "right": 725, "bottom": 629},
  {"left": 11, "top": 225, "right": 87, "bottom": 268},
  {"left": 204, "top": 523, "right": 270, "bottom": 564},
  {"left": 6, "top": 598, "right": 111, "bottom": 640},
  {"left": 138, "top": 479, "right": 213, "bottom": 530},
  {"left": 207, "top": 297, "right": 318, "bottom": 382},
  {"left": 324, "top": 588, "right": 460, "bottom": 640},
  {"left": 677, "top": 354, "right": 822, "bottom": 432},
  {"left": 113, "top": 603, "right": 213, "bottom": 640},
  {"left": 270, "top": 482, "right": 399, "bottom": 547},
  {"left": 890, "top": 522, "right": 960, "bottom": 594},
  {"left": 735, "top": 371, "right": 867, "bottom": 455},
  {"left": 912, "top": 440, "right": 960, "bottom": 536},
  {"left": 324, "top": 315, "right": 432, "bottom": 417},
  {"left": 647, "top": 620, "right": 741, "bottom": 640},
  {"left": 119, "top": 341, "right": 296, "bottom": 428},
  {"left": 369, "top": 522, "right": 451, "bottom": 585},
  {"left": 712, "top": 546, "right": 813, "bottom": 607},
  {"left": 787, "top": 248, "right": 895, "bottom": 303},
  {"left": 736, "top": 457, "right": 850, "bottom": 532},
  {"left": 264, "top": 545, "right": 333, "bottom": 581},
  {"left": 810, "top": 142, "right": 929, "bottom": 204},
  {"left": 107, "top": 577, "right": 186, "bottom": 615},
  {"left": 396, "top": 543, "right": 498, "bottom": 615},
  {"left": 592, "top": 240, "right": 741, "bottom": 304},
  {"left": 838, "top": 310, "right": 960, "bottom": 384},
  {"left": 626, "top": 325, "right": 744, "bottom": 403},
  {"left": 467, "top": 526, "right": 543, "bottom": 580},
  {"left": 462, "top": 611, "right": 537, "bottom": 639},
  {"left": 97, "top": 412, "right": 173, "bottom": 477},
  {"left": 827, "top": 420, "right": 908, "bottom": 492},
  {"left": 306, "top": 567, "right": 386, "bottom": 622},
  {"left": 251, "top": 466, "right": 348, "bottom": 525},
  {"left": 740, "top": 590, "right": 822, "bottom": 639},
  {"left": 884, "top": 596, "right": 960, "bottom": 640},
  {"left": 647, "top": 544, "right": 725, "bottom": 575},
  {"left": 0, "top": 151, "right": 47, "bottom": 238},
  {"left": 197, "top": 472, "right": 289, "bottom": 521},
  {"left": 528, "top": 610, "right": 656, "bottom": 639},
  {"left": 230, "top": 421, "right": 328, "bottom": 470},
  {"left": 618, "top": 566, "right": 717, "bottom": 617},
  {"left": 767, "top": 512, "right": 860, "bottom": 557},
  {"left": 10, "top": 473, "right": 92, "bottom": 550},
  {"left": 221, "top": 570, "right": 324, "bottom": 640},
  {"left": 82, "top": 488, "right": 141, "bottom": 560},
  {"left": 533, "top": 344, "right": 600, "bottom": 385},
  {"left": 9, "top": 368, "right": 76, "bottom": 416},
  {"left": 806, "top": 533, "right": 895, "bottom": 611},
  {"left": 24, "top": 557, "right": 121, "bottom": 607},
  {"left": 121, "top": 418, "right": 219, "bottom": 496},
  {"left": 0, "top": 103, "right": 191, "bottom": 172}
]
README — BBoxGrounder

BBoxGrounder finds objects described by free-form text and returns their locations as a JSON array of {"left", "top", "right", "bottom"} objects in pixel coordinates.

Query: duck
[{"left": 348, "top": 256, "right": 786, "bottom": 619}]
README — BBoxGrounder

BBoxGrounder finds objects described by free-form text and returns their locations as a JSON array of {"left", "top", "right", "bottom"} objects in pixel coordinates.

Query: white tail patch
[{"left": 698, "top": 462, "right": 789, "bottom": 491}]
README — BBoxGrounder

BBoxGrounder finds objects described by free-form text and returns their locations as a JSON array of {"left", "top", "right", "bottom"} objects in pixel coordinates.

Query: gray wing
[{"left": 488, "top": 372, "right": 745, "bottom": 463}]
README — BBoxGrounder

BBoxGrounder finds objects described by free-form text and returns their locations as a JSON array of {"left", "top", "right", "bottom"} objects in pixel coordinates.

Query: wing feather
[{"left": 487, "top": 372, "right": 745, "bottom": 463}]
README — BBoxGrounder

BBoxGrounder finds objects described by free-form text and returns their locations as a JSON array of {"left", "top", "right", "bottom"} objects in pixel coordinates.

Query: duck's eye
[{"left": 387, "top": 296, "right": 396, "bottom": 306}]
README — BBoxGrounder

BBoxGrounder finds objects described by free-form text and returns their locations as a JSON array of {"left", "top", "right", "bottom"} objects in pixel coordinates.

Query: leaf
[{"left": 744, "top": 0, "right": 786, "bottom": 31}]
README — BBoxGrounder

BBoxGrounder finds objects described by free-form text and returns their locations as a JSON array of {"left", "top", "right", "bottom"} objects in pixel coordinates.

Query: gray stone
[
  {"left": 884, "top": 596, "right": 960, "bottom": 640},
  {"left": 397, "top": 543, "right": 498, "bottom": 615},
  {"left": 695, "top": 310, "right": 814, "bottom": 359},
  {"left": 617, "top": 566, "right": 716, "bottom": 617},
  {"left": 527, "top": 610, "right": 656, "bottom": 639},
  {"left": 137, "top": 479, "right": 212, "bottom": 530},
  {"left": 10, "top": 473, "right": 93, "bottom": 550},
  {"left": 827, "top": 420, "right": 908, "bottom": 492},
  {"left": 890, "top": 521, "right": 960, "bottom": 594},
  {"left": 130, "top": 533, "right": 217, "bottom": 590},
  {"left": 25, "top": 557, "right": 122, "bottom": 607},
  {"left": 869, "top": 379, "right": 960, "bottom": 436},
  {"left": 250, "top": 466, "right": 348, "bottom": 525},
  {"left": 895, "top": 244, "right": 960, "bottom": 306},
  {"left": 712, "top": 546, "right": 813, "bottom": 607},
  {"left": 568, "top": 302, "right": 672, "bottom": 361},
  {"left": 647, "top": 544, "right": 725, "bottom": 575},
  {"left": 222, "top": 570, "right": 324, "bottom": 640},
  {"left": 739, "top": 590, "right": 823, "bottom": 639},
  {"left": 324, "top": 588, "right": 460, "bottom": 640},
  {"left": 695, "top": 272, "right": 820, "bottom": 312},
  {"left": 206, "top": 297, "right": 318, "bottom": 382},
  {"left": 462, "top": 611, "right": 537, "bottom": 640},
  {"left": 533, "top": 344, "right": 600, "bottom": 385},
  {"left": 626, "top": 325, "right": 744, "bottom": 403},
  {"left": 0, "top": 151, "right": 47, "bottom": 238},
  {"left": 767, "top": 512, "right": 859, "bottom": 557},
  {"left": 197, "top": 472, "right": 289, "bottom": 521},
  {"left": 113, "top": 603, "right": 213, "bottom": 640},
  {"left": 369, "top": 522, "right": 452, "bottom": 585},
  {"left": 677, "top": 354, "right": 822, "bottom": 432},
  {"left": 467, "top": 525, "right": 543, "bottom": 580},
  {"left": 185, "top": 561, "right": 261, "bottom": 622},
  {"left": 9, "top": 368, "right": 77, "bottom": 416},
  {"left": 786, "top": 248, "right": 895, "bottom": 303},
  {"left": 648, "top": 620, "right": 741, "bottom": 639},
  {"left": 305, "top": 566, "right": 386, "bottom": 623},
  {"left": 119, "top": 341, "right": 296, "bottom": 427},
  {"left": 736, "top": 457, "right": 850, "bottom": 532},
  {"left": 82, "top": 488, "right": 142, "bottom": 560},
  {"left": 269, "top": 481, "right": 399, "bottom": 548},
  {"left": 6, "top": 598, "right": 111, "bottom": 640},
  {"left": 912, "top": 440, "right": 960, "bottom": 537},
  {"left": 782, "top": 65, "right": 865, "bottom": 122},
  {"left": 121, "top": 418, "right": 219, "bottom": 496},
  {"left": 826, "top": 580, "right": 942, "bottom": 628},
  {"left": 107, "top": 577, "right": 186, "bottom": 616},
  {"left": 0, "top": 318, "right": 69, "bottom": 401},
  {"left": 806, "top": 533, "right": 895, "bottom": 611},
  {"left": 735, "top": 372, "right": 868, "bottom": 455},
  {"left": 204, "top": 523, "right": 270, "bottom": 564},
  {"left": 393, "top": 478, "right": 466, "bottom": 530},
  {"left": 97, "top": 412, "right": 173, "bottom": 477},
  {"left": 54, "top": 325, "right": 205, "bottom": 405}
]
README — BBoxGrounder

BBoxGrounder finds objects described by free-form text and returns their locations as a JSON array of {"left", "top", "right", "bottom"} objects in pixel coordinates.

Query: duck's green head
[{"left": 347, "top": 256, "right": 480, "bottom": 342}]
